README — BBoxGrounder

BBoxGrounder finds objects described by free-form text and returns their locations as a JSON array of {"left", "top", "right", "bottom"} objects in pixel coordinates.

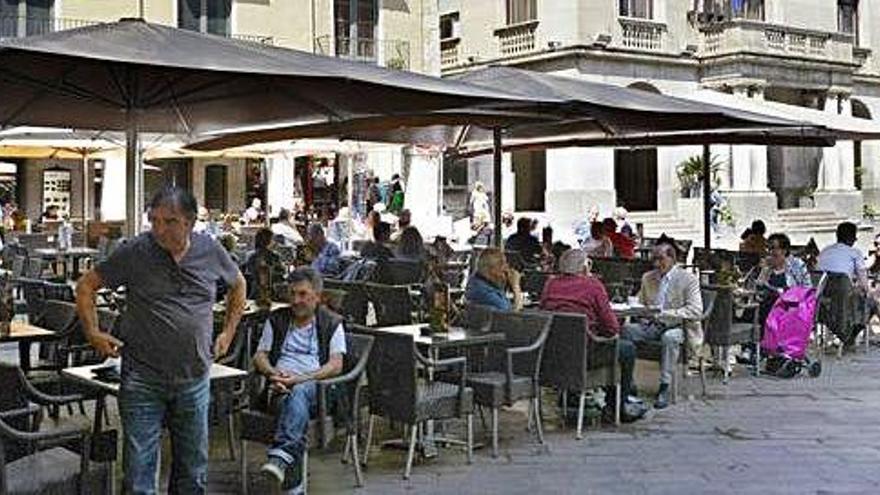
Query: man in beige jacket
[{"left": 624, "top": 242, "right": 703, "bottom": 409}]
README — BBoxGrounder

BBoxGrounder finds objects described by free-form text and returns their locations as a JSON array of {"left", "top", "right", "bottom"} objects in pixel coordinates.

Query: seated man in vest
[
  {"left": 255, "top": 267, "right": 346, "bottom": 491},
  {"left": 465, "top": 247, "right": 523, "bottom": 311},
  {"left": 622, "top": 241, "right": 702, "bottom": 409},
  {"left": 539, "top": 248, "right": 641, "bottom": 421}
]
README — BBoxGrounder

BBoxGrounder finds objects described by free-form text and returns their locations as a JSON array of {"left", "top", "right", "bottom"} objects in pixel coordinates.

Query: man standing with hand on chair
[{"left": 76, "top": 186, "right": 247, "bottom": 494}]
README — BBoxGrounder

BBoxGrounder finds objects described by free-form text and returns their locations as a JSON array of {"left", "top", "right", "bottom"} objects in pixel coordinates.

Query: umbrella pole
[
  {"left": 493, "top": 127, "right": 502, "bottom": 247},
  {"left": 82, "top": 152, "right": 89, "bottom": 247},
  {"left": 702, "top": 144, "right": 712, "bottom": 250},
  {"left": 125, "top": 112, "right": 143, "bottom": 237}
]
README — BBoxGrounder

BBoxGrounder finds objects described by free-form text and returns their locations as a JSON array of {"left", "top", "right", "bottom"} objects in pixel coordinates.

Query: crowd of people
[{"left": 71, "top": 179, "right": 880, "bottom": 493}]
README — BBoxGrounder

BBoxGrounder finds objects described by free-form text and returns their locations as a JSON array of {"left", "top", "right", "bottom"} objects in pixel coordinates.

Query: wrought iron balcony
[{"left": 314, "top": 35, "right": 411, "bottom": 70}]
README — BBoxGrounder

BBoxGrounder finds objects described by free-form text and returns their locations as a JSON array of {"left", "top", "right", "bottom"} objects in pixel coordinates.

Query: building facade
[
  {"left": 440, "top": 0, "right": 880, "bottom": 240},
  {"left": 0, "top": 0, "right": 438, "bottom": 222}
]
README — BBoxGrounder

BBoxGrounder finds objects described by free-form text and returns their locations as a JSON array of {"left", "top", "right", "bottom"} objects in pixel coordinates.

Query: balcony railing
[
  {"left": 314, "top": 35, "right": 411, "bottom": 70},
  {"left": 440, "top": 39, "right": 460, "bottom": 68},
  {"left": 619, "top": 18, "right": 666, "bottom": 51},
  {"left": 231, "top": 33, "right": 275, "bottom": 45},
  {"left": 0, "top": 15, "right": 100, "bottom": 38},
  {"left": 494, "top": 20, "right": 538, "bottom": 57},
  {"left": 700, "top": 19, "right": 852, "bottom": 63}
]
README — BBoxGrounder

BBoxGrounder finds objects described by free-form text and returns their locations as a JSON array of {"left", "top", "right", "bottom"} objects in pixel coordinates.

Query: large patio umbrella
[
  {"left": 188, "top": 66, "right": 830, "bottom": 247},
  {"left": 0, "top": 19, "right": 557, "bottom": 235}
]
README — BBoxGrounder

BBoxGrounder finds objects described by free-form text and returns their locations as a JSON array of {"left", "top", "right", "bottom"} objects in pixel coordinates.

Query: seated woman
[
  {"left": 580, "top": 221, "right": 612, "bottom": 258},
  {"left": 756, "top": 233, "right": 811, "bottom": 324},
  {"left": 395, "top": 226, "right": 426, "bottom": 262}
]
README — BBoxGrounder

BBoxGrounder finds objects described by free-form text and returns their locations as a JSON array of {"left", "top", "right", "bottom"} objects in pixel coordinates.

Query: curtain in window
[
  {"left": 507, "top": 0, "right": 537, "bottom": 25},
  {"left": 25, "top": 0, "right": 50, "bottom": 35},
  {"left": 619, "top": 0, "right": 652, "bottom": 19},
  {"left": 207, "top": 0, "right": 231, "bottom": 36},
  {"left": 0, "top": 0, "right": 18, "bottom": 37},
  {"left": 178, "top": 0, "right": 200, "bottom": 32},
  {"left": 838, "top": 0, "right": 857, "bottom": 34}
]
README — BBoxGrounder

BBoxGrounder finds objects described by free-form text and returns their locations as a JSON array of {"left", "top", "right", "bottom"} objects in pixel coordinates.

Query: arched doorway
[
  {"left": 615, "top": 82, "right": 660, "bottom": 211},
  {"left": 852, "top": 99, "right": 871, "bottom": 190}
]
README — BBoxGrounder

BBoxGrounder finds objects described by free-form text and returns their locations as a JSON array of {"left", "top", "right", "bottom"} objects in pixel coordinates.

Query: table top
[
  {"left": 33, "top": 247, "right": 99, "bottom": 257},
  {"left": 610, "top": 303, "right": 661, "bottom": 318},
  {"left": 62, "top": 361, "right": 247, "bottom": 395},
  {"left": 213, "top": 300, "right": 290, "bottom": 317},
  {"left": 371, "top": 324, "right": 504, "bottom": 349},
  {"left": 0, "top": 321, "right": 55, "bottom": 342}
]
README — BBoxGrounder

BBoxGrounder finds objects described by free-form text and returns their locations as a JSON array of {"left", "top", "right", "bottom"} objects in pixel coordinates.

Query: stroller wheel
[
  {"left": 775, "top": 359, "right": 801, "bottom": 379},
  {"left": 808, "top": 360, "right": 822, "bottom": 377}
]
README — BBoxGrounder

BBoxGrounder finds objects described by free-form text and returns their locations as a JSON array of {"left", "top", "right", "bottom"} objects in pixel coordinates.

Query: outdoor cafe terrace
[{"left": 1, "top": 227, "right": 879, "bottom": 494}]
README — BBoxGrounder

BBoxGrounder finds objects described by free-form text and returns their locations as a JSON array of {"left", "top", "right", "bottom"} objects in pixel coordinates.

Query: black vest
[{"left": 267, "top": 305, "right": 343, "bottom": 368}]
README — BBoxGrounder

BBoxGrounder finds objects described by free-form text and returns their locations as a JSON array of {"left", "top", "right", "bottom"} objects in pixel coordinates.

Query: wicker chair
[
  {"left": 635, "top": 289, "right": 716, "bottom": 401},
  {"left": 465, "top": 311, "right": 551, "bottom": 457},
  {"left": 323, "top": 280, "right": 368, "bottom": 325},
  {"left": 238, "top": 333, "right": 374, "bottom": 494},
  {"left": 703, "top": 285, "right": 761, "bottom": 381},
  {"left": 363, "top": 283, "right": 415, "bottom": 327},
  {"left": 0, "top": 363, "right": 114, "bottom": 495},
  {"left": 534, "top": 311, "right": 620, "bottom": 438},
  {"left": 355, "top": 327, "right": 473, "bottom": 479},
  {"left": 817, "top": 272, "right": 868, "bottom": 352},
  {"left": 382, "top": 259, "right": 426, "bottom": 285}
]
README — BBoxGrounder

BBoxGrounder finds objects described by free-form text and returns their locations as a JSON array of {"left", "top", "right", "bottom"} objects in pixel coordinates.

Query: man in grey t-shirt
[{"left": 76, "top": 187, "right": 246, "bottom": 494}]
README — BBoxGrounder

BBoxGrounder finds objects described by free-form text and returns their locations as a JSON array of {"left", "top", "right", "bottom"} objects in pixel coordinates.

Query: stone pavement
[
  {"left": 222, "top": 351, "right": 880, "bottom": 495},
  {"left": 5, "top": 344, "right": 880, "bottom": 494}
]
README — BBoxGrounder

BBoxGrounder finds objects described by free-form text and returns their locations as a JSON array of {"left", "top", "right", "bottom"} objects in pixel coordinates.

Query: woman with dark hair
[
  {"left": 740, "top": 219, "right": 768, "bottom": 254},
  {"left": 243, "top": 227, "right": 287, "bottom": 300},
  {"left": 396, "top": 226, "right": 426, "bottom": 262},
  {"left": 753, "top": 233, "right": 811, "bottom": 351}
]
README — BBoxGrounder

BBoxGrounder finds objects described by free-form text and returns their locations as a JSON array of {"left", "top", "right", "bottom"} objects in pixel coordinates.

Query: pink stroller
[{"left": 761, "top": 276, "right": 826, "bottom": 378}]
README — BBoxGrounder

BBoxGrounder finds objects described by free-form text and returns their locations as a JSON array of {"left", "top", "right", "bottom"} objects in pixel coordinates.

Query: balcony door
[
  {"left": 178, "top": 0, "right": 231, "bottom": 36},
  {"left": 334, "top": 0, "right": 377, "bottom": 59},
  {"left": 0, "top": 0, "right": 53, "bottom": 37}
]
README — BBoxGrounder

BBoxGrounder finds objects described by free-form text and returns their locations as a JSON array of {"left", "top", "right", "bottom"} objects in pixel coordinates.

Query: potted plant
[{"left": 677, "top": 154, "right": 722, "bottom": 198}]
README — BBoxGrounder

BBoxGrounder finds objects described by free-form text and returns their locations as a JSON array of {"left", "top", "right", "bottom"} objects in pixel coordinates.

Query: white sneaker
[{"left": 260, "top": 458, "right": 286, "bottom": 486}]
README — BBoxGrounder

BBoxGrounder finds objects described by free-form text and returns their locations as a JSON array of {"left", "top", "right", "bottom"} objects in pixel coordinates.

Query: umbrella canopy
[
  {"left": 0, "top": 19, "right": 549, "bottom": 233},
  {"left": 0, "top": 19, "right": 548, "bottom": 135},
  {"left": 187, "top": 65, "right": 824, "bottom": 152}
]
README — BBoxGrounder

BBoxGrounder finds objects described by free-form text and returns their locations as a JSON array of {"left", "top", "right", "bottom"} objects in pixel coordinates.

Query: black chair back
[
  {"left": 491, "top": 311, "right": 552, "bottom": 379},
  {"left": 383, "top": 259, "right": 426, "bottom": 285},
  {"left": 324, "top": 279, "right": 369, "bottom": 325},
  {"left": 703, "top": 285, "right": 733, "bottom": 346},
  {"left": 818, "top": 272, "right": 863, "bottom": 343},
  {"left": 364, "top": 283, "right": 413, "bottom": 327},
  {"left": 354, "top": 326, "right": 417, "bottom": 424},
  {"left": 521, "top": 269, "right": 552, "bottom": 296},
  {"left": 458, "top": 303, "right": 495, "bottom": 332},
  {"left": 33, "top": 300, "right": 78, "bottom": 334},
  {"left": 538, "top": 312, "right": 588, "bottom": 390}
]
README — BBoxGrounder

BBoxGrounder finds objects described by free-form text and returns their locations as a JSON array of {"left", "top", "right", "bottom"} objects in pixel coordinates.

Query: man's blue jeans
[
  {"left": 268, "top": 382, "right": 317, "bottom": 466},
  {"left": 119, "top": 370, "right": 210, "bottom": 495}
]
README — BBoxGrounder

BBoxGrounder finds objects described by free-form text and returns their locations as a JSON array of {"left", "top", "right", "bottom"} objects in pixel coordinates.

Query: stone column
[
  {"left": 101, "top": 150, "right": 127, "bottom": 221},
  {"left": 266, "top": 154, "right": 296, "bottom": 217},
  {"left": 544, "top": 147, "right": 614, "bottom": 231},
  {"left": 720, "top": 85, "right": 777, "bottom": 230},
  {"left": 817, "top": 92, "right": 842, "bottom": 191}
]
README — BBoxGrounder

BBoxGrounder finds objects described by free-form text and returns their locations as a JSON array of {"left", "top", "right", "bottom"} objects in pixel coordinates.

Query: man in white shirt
[
  {"left": 818, "top": 222, "right": 869, "bottom": 291},
  {"left": 271, "top": 208, "right": 304, "bottom": 245},
  {"left": 254, "top": 268, "right": 346, "bottom": 492}
]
